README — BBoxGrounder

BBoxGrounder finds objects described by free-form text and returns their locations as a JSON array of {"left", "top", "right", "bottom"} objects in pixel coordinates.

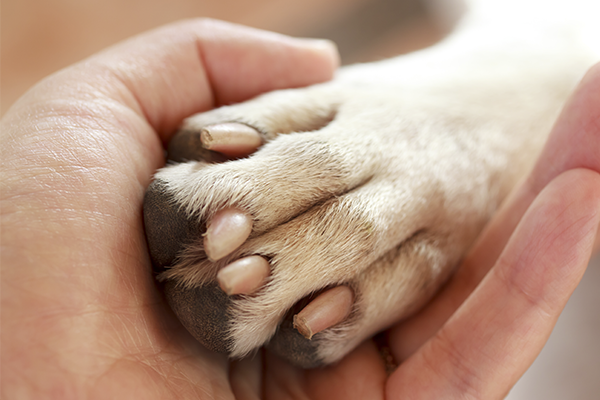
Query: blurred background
[
  {"left": 2, "top": 0, "right": 452, "bottom": 116},
  {"left": 2, "top": 0, "right": 599, "bottom": 397}
]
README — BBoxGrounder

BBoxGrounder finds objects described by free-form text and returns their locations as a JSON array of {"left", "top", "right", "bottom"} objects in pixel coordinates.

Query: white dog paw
[{"left": 143, "top": 48, "right": 570, "bottom": 367}]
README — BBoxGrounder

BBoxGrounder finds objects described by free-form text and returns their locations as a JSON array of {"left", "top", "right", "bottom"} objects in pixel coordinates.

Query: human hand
[
  {"left": 2, "top": 18, "right": 599, "bottom": 399},
  {"left": 0, "top": 19, "right": 339, "bottom": 399}
]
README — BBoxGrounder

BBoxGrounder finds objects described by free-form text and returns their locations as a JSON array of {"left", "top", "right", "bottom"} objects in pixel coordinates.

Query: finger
[
  {"left": 388, "top": 177, "right": 536, "bottom": 360},
  {"left": 528, "top": 62, "right": 600, "bottom": 194},
  {"left": 387, "top": 169, "right": 600, "bottom": 399},
  {"left": 389, "top": 62, "right": 600, "bottom": 359},
  {"left": 529, "top": 62, "right": 600, "bottom": 251},
  {"left": 5, "top": 18, "right": 339, "bottom": 139},
  {"left": 93, "top": 18, "right": 339, "bottom": 137}
]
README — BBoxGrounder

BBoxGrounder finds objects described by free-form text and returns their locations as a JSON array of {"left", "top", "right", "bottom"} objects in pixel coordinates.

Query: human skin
[{"left": 1, "top": 19, "right": 599, "bottom": 400}]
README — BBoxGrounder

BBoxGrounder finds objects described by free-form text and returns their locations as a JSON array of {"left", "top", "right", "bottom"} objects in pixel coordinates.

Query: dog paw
[{"left": 143, "top": 54, "right": 564, "bottom": 367}]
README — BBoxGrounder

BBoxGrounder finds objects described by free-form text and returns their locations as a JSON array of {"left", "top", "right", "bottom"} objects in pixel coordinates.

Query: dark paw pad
[
  {"left": 143, "top": 179, "right": 202, "bottom": 272},
  {"left": 164, "top": 280, "right": 233, "bottom": 353}
]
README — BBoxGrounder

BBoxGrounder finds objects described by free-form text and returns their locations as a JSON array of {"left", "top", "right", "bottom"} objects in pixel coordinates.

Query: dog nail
[
  {"left": 217, "top": 256, "right": 270, "bottom": 295},
  {"left": 293, "top": 286, "right": 354, "bottom": 340},
  {"left": 204, "top": 208, "right": 253, "bottom": 261},
  {"left": 201, "top": 123, "right": 262, "bottom": 157}
]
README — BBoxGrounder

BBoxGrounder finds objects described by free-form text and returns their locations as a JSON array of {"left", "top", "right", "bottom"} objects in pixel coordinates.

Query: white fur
[{"left": 155, "top": 0, "right": 599, "bottom": 364}]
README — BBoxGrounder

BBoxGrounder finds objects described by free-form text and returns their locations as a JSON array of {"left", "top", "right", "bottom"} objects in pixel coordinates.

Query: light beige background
[
  {"left": 2, "top": 0, "right": 598, "bottom": 397},
  {"left": 2, "top": 0, "right": 441, "bottom": 116}
]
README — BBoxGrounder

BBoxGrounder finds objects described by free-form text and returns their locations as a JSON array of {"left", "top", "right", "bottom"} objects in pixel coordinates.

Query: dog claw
[
  {"left": 201, "top": 123, "right": 263, "bottom": 157},
  {"left": 293, "top": 286, "right": 354, "bottom": 340},
  {"left": 217, "top": 256, "right": 270, "bottom": 295},
  {"left": 204, "top": 208, "right": 253, "bottom": 261}
]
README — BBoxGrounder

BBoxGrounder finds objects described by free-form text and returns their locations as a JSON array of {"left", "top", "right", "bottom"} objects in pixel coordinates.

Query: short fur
[{"left": 145, "top": 0, "right": 600, "bottom": 366}]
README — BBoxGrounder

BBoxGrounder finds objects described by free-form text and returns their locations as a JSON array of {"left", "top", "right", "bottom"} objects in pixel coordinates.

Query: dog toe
[
  {"left": 217, "top": 256, "right": 270, "bottom": 296},
  {"left": 204, "top": 208, "right": 253, "bottom": 261},
  {"left": 167, "top": 128, "right": 227, "bottom": 163}
]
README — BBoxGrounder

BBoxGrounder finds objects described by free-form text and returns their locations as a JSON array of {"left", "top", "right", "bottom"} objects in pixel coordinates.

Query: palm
[{"left": 72, "top": 222, "right": 232, "bottom": 399}]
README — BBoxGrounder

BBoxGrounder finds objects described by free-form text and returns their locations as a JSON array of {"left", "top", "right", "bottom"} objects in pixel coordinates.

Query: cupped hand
[
  {"left": 2, "top": 19, "right": 599, "bottom": 400},
  {"left": 1, "top": 19, "right": 338, "bottom": 399}
]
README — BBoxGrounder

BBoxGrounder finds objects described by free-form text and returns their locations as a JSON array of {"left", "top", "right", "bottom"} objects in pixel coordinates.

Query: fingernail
[
  {"left": 201, "top": 123, "right": 262, "bottom": 157},
  {"left": 293, "top": 286, "right": 354, "bottom": 340},
  {"left": 217, "top": 256, "right": 270, "bottom": 295},
  {"left": 204, "top": 208, "right": 253, "bottom": 261}
]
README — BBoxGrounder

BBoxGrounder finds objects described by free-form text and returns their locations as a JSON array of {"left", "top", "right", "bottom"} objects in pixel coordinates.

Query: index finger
[{"left": 4, "top": 18, "right": 339, "bottom": 139}]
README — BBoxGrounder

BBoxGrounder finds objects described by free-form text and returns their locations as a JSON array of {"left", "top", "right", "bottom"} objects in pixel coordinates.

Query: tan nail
[
  {"left": 201, "top": 123, "right": 262, "bottom": 157},
  {"left": 204, "top": 208, "right": 253, "bottom": 261},
  {"left": 293, "top": 286, "right": 354, "bottom": 340},
  {"left": 217, "top": 256, "right": 270, "bottom": 295}
]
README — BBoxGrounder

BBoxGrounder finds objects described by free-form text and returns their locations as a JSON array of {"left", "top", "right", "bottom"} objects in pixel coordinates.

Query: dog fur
[{"left": 143, "top": 0, "right": 600, "bottom": 367}]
